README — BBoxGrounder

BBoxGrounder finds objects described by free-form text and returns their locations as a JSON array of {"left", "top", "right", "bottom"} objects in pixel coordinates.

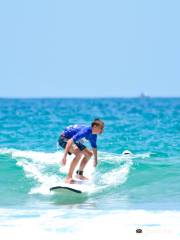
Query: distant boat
[{"left": 139, "top": 92, "right": 150, "bottom": 98}]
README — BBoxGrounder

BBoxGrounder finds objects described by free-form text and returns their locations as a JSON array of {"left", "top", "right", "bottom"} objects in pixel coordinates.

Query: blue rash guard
[{"left": 62, "top": 125, "right": 97, "bottom": 148}]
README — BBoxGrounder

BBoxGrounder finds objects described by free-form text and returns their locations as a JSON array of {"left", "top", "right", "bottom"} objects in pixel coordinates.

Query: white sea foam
[
  {"left": 0, "top": 148, "right": 63, "bottom": 194},
  {"left": 0, "top": 147, "right": 61, "bottom": 164},
  {"left": 99, "top": 150, "right": 151, "bottom": 163},
  {"left": 98, "top": 150, "right": 133, "bottom": 187},
  {"left": 0, "top": 148, "right": 149, "bottom": 195},
  {"left": 100, "top": 162, "right": 133, "bottom": 186},
  {"left": 0, "top": 148, "right": 96, "bottom": 194},
  {"left": 0, "top": 208, "right": 180, "bottom": 240}
]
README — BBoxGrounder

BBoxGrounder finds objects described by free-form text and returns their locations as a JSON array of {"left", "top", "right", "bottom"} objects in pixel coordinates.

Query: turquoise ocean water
[{"left": 0, "top": 98, "right": 180, "bottom": 239}]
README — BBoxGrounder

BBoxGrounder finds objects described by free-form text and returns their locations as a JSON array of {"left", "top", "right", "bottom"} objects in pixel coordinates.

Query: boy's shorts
[{"left": 58, "top": 134, "right": 86, "bottom": 155}]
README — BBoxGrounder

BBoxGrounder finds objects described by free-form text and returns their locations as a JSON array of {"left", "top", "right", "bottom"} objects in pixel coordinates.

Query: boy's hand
[
  {"left": 93, "top": 159, "right": 97, "bottom": 167},
  {"left": 61, "top": 156, "right": 67, "bottom": 166}
]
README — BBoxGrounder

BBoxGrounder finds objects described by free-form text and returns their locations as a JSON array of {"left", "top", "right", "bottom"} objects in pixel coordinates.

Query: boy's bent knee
[
  {"left": 74, "top": 149, "right": 81, "bottom": 156},
  {"left": 86, "top": 151, "right": 93, "bottom": 159},
  {"left": 89, "top": 151, "right": 93, "bottom": 157},
  {"left": 81, "top": 149, "right": 93, "bottom": 159}
]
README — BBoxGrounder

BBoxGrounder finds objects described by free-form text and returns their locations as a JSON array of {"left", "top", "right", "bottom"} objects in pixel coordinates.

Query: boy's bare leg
[
  {"left": 76, "top": 148, "right": 93, "bottom": 180},
  {"left": 65, "top": 148, "right": 82, "bottom": 184}
]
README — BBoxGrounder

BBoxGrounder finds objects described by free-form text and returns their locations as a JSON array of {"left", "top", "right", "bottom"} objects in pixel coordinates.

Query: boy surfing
[{"left": 58, "top": 119, "right": 104, "bottom": 184}]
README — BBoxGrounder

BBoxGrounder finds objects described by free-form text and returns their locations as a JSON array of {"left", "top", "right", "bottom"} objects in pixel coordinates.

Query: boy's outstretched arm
[
  {"left": 61, "top": 139, "right": 73, "bottom": 165},
  {"left": 92, "top": 148, "right": 98, "bottom": 167}
]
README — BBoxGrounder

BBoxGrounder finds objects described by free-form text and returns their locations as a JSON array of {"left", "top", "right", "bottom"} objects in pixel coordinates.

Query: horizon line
[{"left": 0, "top": 96, "right": 180, "bottom": 99}]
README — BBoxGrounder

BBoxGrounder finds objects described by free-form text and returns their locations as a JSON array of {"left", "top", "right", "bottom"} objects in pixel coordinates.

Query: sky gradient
[{"left": 0, "top": 0, "right": 179, "bottom": 97}]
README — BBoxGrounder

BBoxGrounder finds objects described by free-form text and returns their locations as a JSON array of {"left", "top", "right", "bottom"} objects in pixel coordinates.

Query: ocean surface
[{"left": 0, "top": 97, "right": 180, "bottom": 239}]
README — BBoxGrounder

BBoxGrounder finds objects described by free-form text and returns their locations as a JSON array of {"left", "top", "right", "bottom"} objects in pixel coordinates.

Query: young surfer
[{"left": 58, "top": 119, "right": 104, "bottom": 184}]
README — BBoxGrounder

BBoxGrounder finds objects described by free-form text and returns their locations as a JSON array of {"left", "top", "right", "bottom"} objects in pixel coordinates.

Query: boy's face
[{"left": 92, "top": 125, "right": 104, "bottom": 134}]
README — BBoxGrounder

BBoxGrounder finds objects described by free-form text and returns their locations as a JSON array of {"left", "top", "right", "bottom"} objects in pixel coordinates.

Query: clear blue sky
[{"left": 0, "top": 0, "right": 179, "bottom": 97}]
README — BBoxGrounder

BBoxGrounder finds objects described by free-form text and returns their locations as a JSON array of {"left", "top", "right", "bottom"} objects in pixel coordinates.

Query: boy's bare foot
[
  {"left": 65, "top": 178, "right": 75, "bottom": 184},
  {"left": 76, "top": 175, "right": 89, "bottom": 180}
]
